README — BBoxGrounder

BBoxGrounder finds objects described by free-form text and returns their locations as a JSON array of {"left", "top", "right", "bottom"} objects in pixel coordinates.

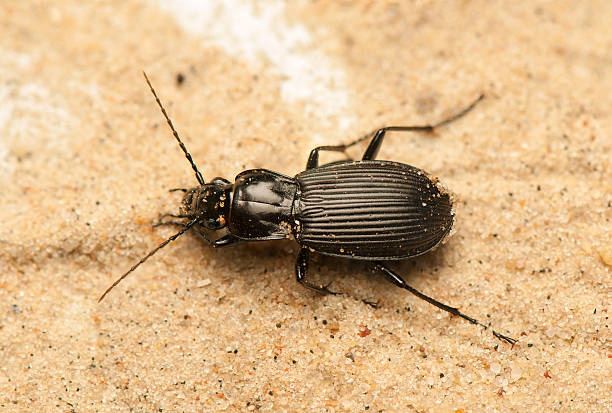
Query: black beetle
[{"left": 99, "top": 72, "right": 515, "bottom": 345}]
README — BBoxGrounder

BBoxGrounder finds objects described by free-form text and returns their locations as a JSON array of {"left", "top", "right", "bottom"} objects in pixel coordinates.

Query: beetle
[{"left": 99, "top": 72, "right": 515, "bottom": 345}]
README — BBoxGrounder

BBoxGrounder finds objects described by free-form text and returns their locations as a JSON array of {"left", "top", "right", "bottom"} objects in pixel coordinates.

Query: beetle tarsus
[
  {"left": 493, "top": 331, "right": 517, "bottom": 346},
  {"left": 299, "top": 281, "right": 340, "bottom": 296},
  {"left": 432, "top": 94, "right": 484, "bottom": 129},
  {"left": 362, "top": 299, "right": 378, "bottom": 308}
]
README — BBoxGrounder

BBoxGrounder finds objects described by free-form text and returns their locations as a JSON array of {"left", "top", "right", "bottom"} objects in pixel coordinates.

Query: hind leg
[
  {"left": 374, "top": 261, "right": 516, "bottom": 345},
  {"left": 305, "top": 95, "right": 484, "bottom": 168},
  {"left": 361, "top": 95, "right": 484, "bottom": 160}
]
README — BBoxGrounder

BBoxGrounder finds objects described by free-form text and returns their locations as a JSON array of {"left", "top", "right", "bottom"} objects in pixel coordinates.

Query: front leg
[
  {"left": 212, "top": 234, "right": 241, "bottom": 247},
  {"left": 295, "top": 247, "right": 339, "bottom": 295},
  {"left": 153, "top": 213, "right": 190, "bottom": 228}
]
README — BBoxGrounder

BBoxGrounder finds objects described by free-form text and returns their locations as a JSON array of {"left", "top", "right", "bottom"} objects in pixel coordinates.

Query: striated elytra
[
  {"left": 295, "top": 161, "right": 453, "bottom": 260},
  {"left": 99, "top": 72, "right": 515, "bottom": 345}
]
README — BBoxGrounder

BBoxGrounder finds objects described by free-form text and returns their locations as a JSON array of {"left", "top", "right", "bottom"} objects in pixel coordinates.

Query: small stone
[
  {"left": 196, "top": 278, "right": 212, "bottom": 287},
  {"left": 598, "top": 245, "right": 612, "bottom": 266},
  {"left": 510, "top": 364, "right": 522, "bottom": 382}
]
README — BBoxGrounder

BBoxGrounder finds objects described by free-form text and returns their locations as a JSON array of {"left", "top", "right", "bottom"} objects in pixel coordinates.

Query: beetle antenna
[
  {"left": 143, "top": 71, "right": 205, "bottom": 186},
  {"left": 98, "top": 218, "right": 199, "bottom": 302}
]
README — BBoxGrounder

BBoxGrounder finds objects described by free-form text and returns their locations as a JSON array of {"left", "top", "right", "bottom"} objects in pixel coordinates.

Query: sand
[{"left": 1, "top": 1, "right": 610, "bottom": 411}]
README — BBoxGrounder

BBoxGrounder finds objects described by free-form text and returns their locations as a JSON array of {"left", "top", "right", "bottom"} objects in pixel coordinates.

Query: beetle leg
[
  {"left": 361, "top": 95, "right": 484, "bottom": 160},
  {"left": 296, "top": 247, "right": 339, "bottom": 295},
  {"left": 212, "top": 234, "right": 241, "bottom": 247},
  {"left": 373, "top": 262, "right": 516, "bottom": 345},
  {"left": 306, "top": 126, "right": 385, "bottom": 168},
  {"left": 306, "top": 145, "right": 352, "bottom": 169},
  {"left": 305, "top": 95, "right": 484, "bottom": 165},
  {"left": 152, "top": 220, "right": 185, "bottom": 228},
  {"left": 152, "top": 213, "right": 190, "bottom": 228},
  {"left": 361, "top": 299, "right": 378, "bottom": 308}
]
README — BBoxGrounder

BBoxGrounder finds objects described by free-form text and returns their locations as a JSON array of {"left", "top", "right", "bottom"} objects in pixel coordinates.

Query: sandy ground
[{"left": 1, "top": 1, "right": 611, "bottom": 411}]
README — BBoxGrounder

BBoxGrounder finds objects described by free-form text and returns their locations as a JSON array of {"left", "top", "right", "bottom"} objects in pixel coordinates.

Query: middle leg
[{"left": 296, "top": 247, "right": 339, "bottom": 295}]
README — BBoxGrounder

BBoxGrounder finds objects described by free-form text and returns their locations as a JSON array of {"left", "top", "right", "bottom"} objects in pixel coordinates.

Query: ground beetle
[{"left": 99, "top": 72, "right": 515, "bottom": 345}]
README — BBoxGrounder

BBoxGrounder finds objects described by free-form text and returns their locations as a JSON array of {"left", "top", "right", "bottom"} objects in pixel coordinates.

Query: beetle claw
[{"left": 322, "top": 282, "right": 340, "bottom": 296}]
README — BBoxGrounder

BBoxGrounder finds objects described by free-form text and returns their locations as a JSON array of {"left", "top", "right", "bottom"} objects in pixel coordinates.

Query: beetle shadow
[
  {"left": 324, "top": 247, "right": 454, "bottom": 303},
  {"left": 186, "top": 234, "right": 298, "bottom": 279},
  {"left": 183, "top": 230, "right": 454, "bottom": 309}
]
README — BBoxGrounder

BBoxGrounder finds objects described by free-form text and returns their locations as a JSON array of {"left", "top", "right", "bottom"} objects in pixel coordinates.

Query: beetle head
[{"left": 182, "top": 177, "right": 232, "bottom": 230}]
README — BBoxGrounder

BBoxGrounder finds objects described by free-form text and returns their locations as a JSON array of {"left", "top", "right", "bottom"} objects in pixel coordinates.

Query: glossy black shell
[
  {"left": 229, "top": 170, "right": 297, "bottom": 240},
  {"left": 294, "top": 160, "right": 454, "bottom": 260}
]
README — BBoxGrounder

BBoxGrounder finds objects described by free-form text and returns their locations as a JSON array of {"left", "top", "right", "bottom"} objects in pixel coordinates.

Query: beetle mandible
[{"left": 99, "top": 72, "right": 515, "bottom": 345}]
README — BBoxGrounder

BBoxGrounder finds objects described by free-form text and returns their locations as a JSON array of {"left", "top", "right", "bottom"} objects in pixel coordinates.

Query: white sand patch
[{"left": 156, "top": 0, "right": 352, "bottom": 121}]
